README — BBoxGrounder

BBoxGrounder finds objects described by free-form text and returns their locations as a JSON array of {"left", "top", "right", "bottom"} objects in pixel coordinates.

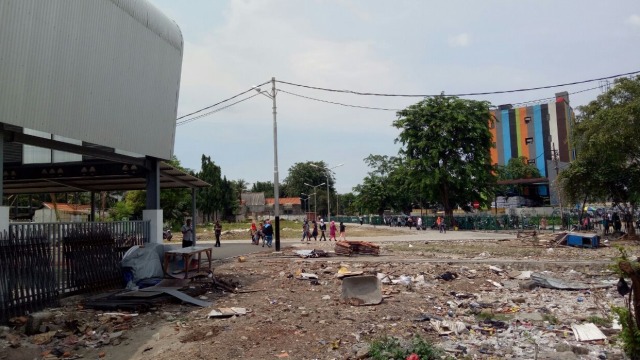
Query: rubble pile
[
  {"left": 1, "top": 308, "right": 151, "bottom": 359},
  {"left": 1, "top": 234, "right": 637, "bottom": 359},
  {"left": 334, "top": 240, "right": 380, "bottom": 256}
]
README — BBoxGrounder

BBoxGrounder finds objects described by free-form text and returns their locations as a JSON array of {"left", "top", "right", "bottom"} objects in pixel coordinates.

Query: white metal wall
[{"left": 0, "top": 0, "right": 183, "bottom": 160}]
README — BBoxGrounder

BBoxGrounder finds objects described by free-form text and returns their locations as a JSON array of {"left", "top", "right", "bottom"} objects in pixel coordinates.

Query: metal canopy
[{"left": 2, "top": 161, "right": 209, "bottom": 194}]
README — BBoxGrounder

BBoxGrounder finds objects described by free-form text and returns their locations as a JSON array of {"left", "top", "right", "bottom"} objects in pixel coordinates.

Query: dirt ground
[{"left": 2, "top": 227, "right": 637, "bottom": 360}]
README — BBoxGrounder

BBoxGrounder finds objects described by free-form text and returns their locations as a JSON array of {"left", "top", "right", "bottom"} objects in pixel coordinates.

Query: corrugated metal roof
[
  {"left": 241, "top": 192, "right": 266, "bottom": 206},
  {"left": 41, "top": 202, "right": 91, "bottom": 213},
  {"left": 2, "top": 161, "right": 209, "bottom": 194},
  {"left": 265, "top": 198, "right": 302, "bottom": 206}
]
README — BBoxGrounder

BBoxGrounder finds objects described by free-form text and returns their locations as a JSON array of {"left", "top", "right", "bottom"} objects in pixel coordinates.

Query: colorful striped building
[{"left": 489, "top": 92, "right": 576, "bottom": 203}]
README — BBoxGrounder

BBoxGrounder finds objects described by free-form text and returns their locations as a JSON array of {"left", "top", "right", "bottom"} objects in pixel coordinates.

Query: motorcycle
[{"left": 163, "top": 228, "right": 173, "bottom": 241}]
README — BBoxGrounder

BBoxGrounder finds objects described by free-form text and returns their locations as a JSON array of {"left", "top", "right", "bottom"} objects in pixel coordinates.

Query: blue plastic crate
[{"left": 566, "top": 233, "right": 599, "bottom": 248}]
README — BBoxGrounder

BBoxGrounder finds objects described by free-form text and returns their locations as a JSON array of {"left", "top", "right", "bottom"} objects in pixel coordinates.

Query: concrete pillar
[
  {"left": 0, "top": 206, "right": 9, "bottom": 234},
  {"left": 143, "top": 209, "right": 163, "bottom": 244}
]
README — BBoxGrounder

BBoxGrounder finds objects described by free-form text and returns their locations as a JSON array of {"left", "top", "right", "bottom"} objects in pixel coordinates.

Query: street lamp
[
  {"left": 254, "top": 77, "right": 280, "bottom": 251},
  {"left": 304, "top": 182, "right": 325, "bottom": 219},
  {"left": 310, "top": 163, "right": 343, "bottom": 222},
  {"left": 300, "top": 193, "right": 310, "bottom": 219}
]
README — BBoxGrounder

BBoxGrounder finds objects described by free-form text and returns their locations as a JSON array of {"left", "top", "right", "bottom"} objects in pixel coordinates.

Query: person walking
[
  {"left": 258, "top": 220, "right": 265, "bottom": 246},
  {"left": 311, "top": 220, "right": 318, "bottom": 241},
  {"left": 263, "top": 219, "right": 273, "bottom": 248},
  {"left": 181, "top": 219, "right": 194, "bottom": 248},
  {"left": 319, "top": 219, "right": 327, "bottom": 241},
  {"left": 214, "top": 220, "right": 222, "bottom": 247},
  {"left": 329, "top": 220, "right": 337, "bottom": 241},
  {"left": 339, "top": 222, "right": 346, "bottom": 241},
  {"left": 250, "top": 220, "right": 258, "bottom": 244},
  {"left": 417, "top": 216, "right": 422, "bottom": 231},
  {"left": 301, "top": 220, "right": 310, "bottom": 241}
]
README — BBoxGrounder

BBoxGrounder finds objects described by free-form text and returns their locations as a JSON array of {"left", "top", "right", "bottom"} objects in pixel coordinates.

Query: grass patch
[
  {"left": 368, "top": 336, "right": 443, "bottom": 360},
  {"left": 542, "top": 314, "right": 560, "bottom": 325},
  {"left": 475, "top": 312, "right": 513, "bottom": 322},
  {"left": 586, "top": 315, "right": 612, "bottom": 327}
]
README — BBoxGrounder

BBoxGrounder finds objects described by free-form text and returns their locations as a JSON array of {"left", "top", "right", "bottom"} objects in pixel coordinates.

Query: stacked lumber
[{"left": 335, "top": 241, "right": 380, "bottom": 256}]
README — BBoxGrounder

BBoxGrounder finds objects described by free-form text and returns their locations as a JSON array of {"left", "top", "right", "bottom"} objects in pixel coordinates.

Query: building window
[
  {"left": 525, "top": 137, "right": 534, "bottom": 144},
  {"left": 524, "top": 116, "right": 531, "bottom": 124},
  {"left": 527, "top": 159, "right": 536, "bottom": 164}
]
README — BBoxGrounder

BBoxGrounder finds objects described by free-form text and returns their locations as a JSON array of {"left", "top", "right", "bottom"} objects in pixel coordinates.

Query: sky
[{"left": 148, "top": 0, "right": 640, "bottom": 194}]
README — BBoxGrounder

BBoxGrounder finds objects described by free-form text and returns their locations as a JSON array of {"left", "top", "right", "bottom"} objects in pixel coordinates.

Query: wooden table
[{"left": 163, "top": 246, "right": 213, "bottom": 279}]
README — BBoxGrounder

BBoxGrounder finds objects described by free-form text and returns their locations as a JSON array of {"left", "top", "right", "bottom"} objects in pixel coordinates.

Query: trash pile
[
  {"left": 334, "top": 240, "right": 380, "bottom": 256},
  {"left": 3, "top": 309, "right": 146, "bottom": 359}
]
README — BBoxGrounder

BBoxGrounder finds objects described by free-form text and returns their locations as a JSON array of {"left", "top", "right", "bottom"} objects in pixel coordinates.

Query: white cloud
[
  {"left": 628, "top": 14, "right": 640, "bottom": 27},
  {"left": 448, "top": 33, "right": 470, "bottom": 47}
]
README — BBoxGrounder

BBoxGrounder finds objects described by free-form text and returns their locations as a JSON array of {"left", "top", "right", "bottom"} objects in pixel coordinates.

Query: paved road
[
  {"left": 163, "top": 241, "right": 269, "bottom": 260},
  {"left": 162, "top": 228, "right": 519, "bottom": 261}
]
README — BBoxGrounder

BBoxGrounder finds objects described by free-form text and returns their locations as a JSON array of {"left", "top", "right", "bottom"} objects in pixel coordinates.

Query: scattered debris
[
  {"left": 572, "top": 323, "right": 607, "bottom": 342},
  {"left": 296, "top": 272, "right": 319, "bottom": 280},
  {"left": 335, "top": 266, "right": 364, "bottom": 279},
  {"left": 294, "top": 249, "right": 329, "bottom": 258},
  {"left": 430, "top": 319, "right": 468, "bottom": 336},
  {"left": 207, "top": 307, "right": 248, "bottom": 318},
  {"left": 438, "top": 271, "right": 458, "bottom": 281},
  {"left": 334, "top": 241, "right": 380, "bottom": 256},
  {"left": 340, "top": 275, "right": 382, "bottom": 306},
  {"left": 531, "top": 272, "right": 607, "bottom": 290}
]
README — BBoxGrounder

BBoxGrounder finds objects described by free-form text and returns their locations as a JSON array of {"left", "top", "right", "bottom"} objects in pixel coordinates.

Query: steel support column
[
  {"left": 192, "top": 187, "right": 197, "bottom": 246},
  {"left": 145, "top": 157, "right": 160, "bottom": 209}
]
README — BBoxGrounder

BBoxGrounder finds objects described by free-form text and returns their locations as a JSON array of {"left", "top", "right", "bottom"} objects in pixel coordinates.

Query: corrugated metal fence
[{"left": 0, "top": 221, "right": 149, "bottom": 324}]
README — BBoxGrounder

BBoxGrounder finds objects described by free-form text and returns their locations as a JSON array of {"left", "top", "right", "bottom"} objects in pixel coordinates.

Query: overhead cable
[
  {"left": 278, "top": 89, "right": 401, "bottom": 111},
  {"left": 176, "top": 92, "right": 261, "bottom": 126},
  {"left": 276, "top": 70, "right": 640, "bottom": 97},
  {"left": 176, "top": 80, "right": 270, "bottom": 120}
]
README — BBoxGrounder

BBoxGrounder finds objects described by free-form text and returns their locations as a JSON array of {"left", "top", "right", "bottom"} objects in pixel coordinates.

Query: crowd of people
[
  {"left": 299, "top": 218, "right": 346, "bottom": 241},
  {"left": 249, "top": 219, "right": 274, "bottom": 247}
]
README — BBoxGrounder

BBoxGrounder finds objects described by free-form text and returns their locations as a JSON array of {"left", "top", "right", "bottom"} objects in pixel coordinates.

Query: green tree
[
  {"left": 393, "top": 95, "right": 496, "bottom": 219},
  {"left": 283, "top": 161, "right": 335, "bottom": 216},
  {"left": 559, "top": 76, "right": 640, "bottom": 234},
  {"left": 250, "top": 181, "right": 274, "bottom": 197},
  {"left": 337, "top": 192, "right": 357, "bottom": 216},
  {"left": 108, "top": 199, "right": 134, "bottom": 221},
  {"left": 353, "top": 155, "right": 408, "bottom": 217},
  {"left": 197, "top": 155, "right": 223, "bottom": 223},
  {"left": 220, "top": 176, "right": 239, "bottom": 220},
  {"left": 497, "top": 156, "right": 541, "bottom": 180},
  {"left": 496, "top": 156, "right": 542, "bottom": 197}
]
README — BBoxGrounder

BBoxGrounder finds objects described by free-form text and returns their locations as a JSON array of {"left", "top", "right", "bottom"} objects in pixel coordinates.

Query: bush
[{"left": 368, "top": 336, "right": 443, "bottom": 360}]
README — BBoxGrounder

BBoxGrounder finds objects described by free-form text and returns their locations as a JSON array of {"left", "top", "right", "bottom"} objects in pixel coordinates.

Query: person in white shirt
[{"left": 181, "top": 219, "right": 194, "bottom": 248}]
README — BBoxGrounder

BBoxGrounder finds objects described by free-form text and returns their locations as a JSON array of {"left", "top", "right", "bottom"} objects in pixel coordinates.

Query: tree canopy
[
  {"left": 352, "top": 155, "right": 410, "bottom": 217},
  {"left": 392, "top": 95, "right": 496, "bottom": 217},
  {"left": 559, "top": 76, "right": 640, "bottom": 213},
  {"left": 283, "top": 161, "right": 335, "bottom": 217}
]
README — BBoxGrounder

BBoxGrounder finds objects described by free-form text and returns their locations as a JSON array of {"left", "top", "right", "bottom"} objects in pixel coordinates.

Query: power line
[
  {"left": 281, "top": 84, "right": 605, "bottom": 113},
  {"left": 176, "top": 92, "right": 261, "bottom": 126},
  {"left": 176, "top": 80, "right": 270, "bottom": 120},
  {"left": 173, "top": 72, "right": 634, "bottom": 126},
  {"left": 278, "top": 89, "right": 402, "bottom": 111},
  {"left": 503, "top": 85, "right": 603, "bottom": 108},
  {"left": 276, "top": 70, "right": 640, "bottom": 98}
]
